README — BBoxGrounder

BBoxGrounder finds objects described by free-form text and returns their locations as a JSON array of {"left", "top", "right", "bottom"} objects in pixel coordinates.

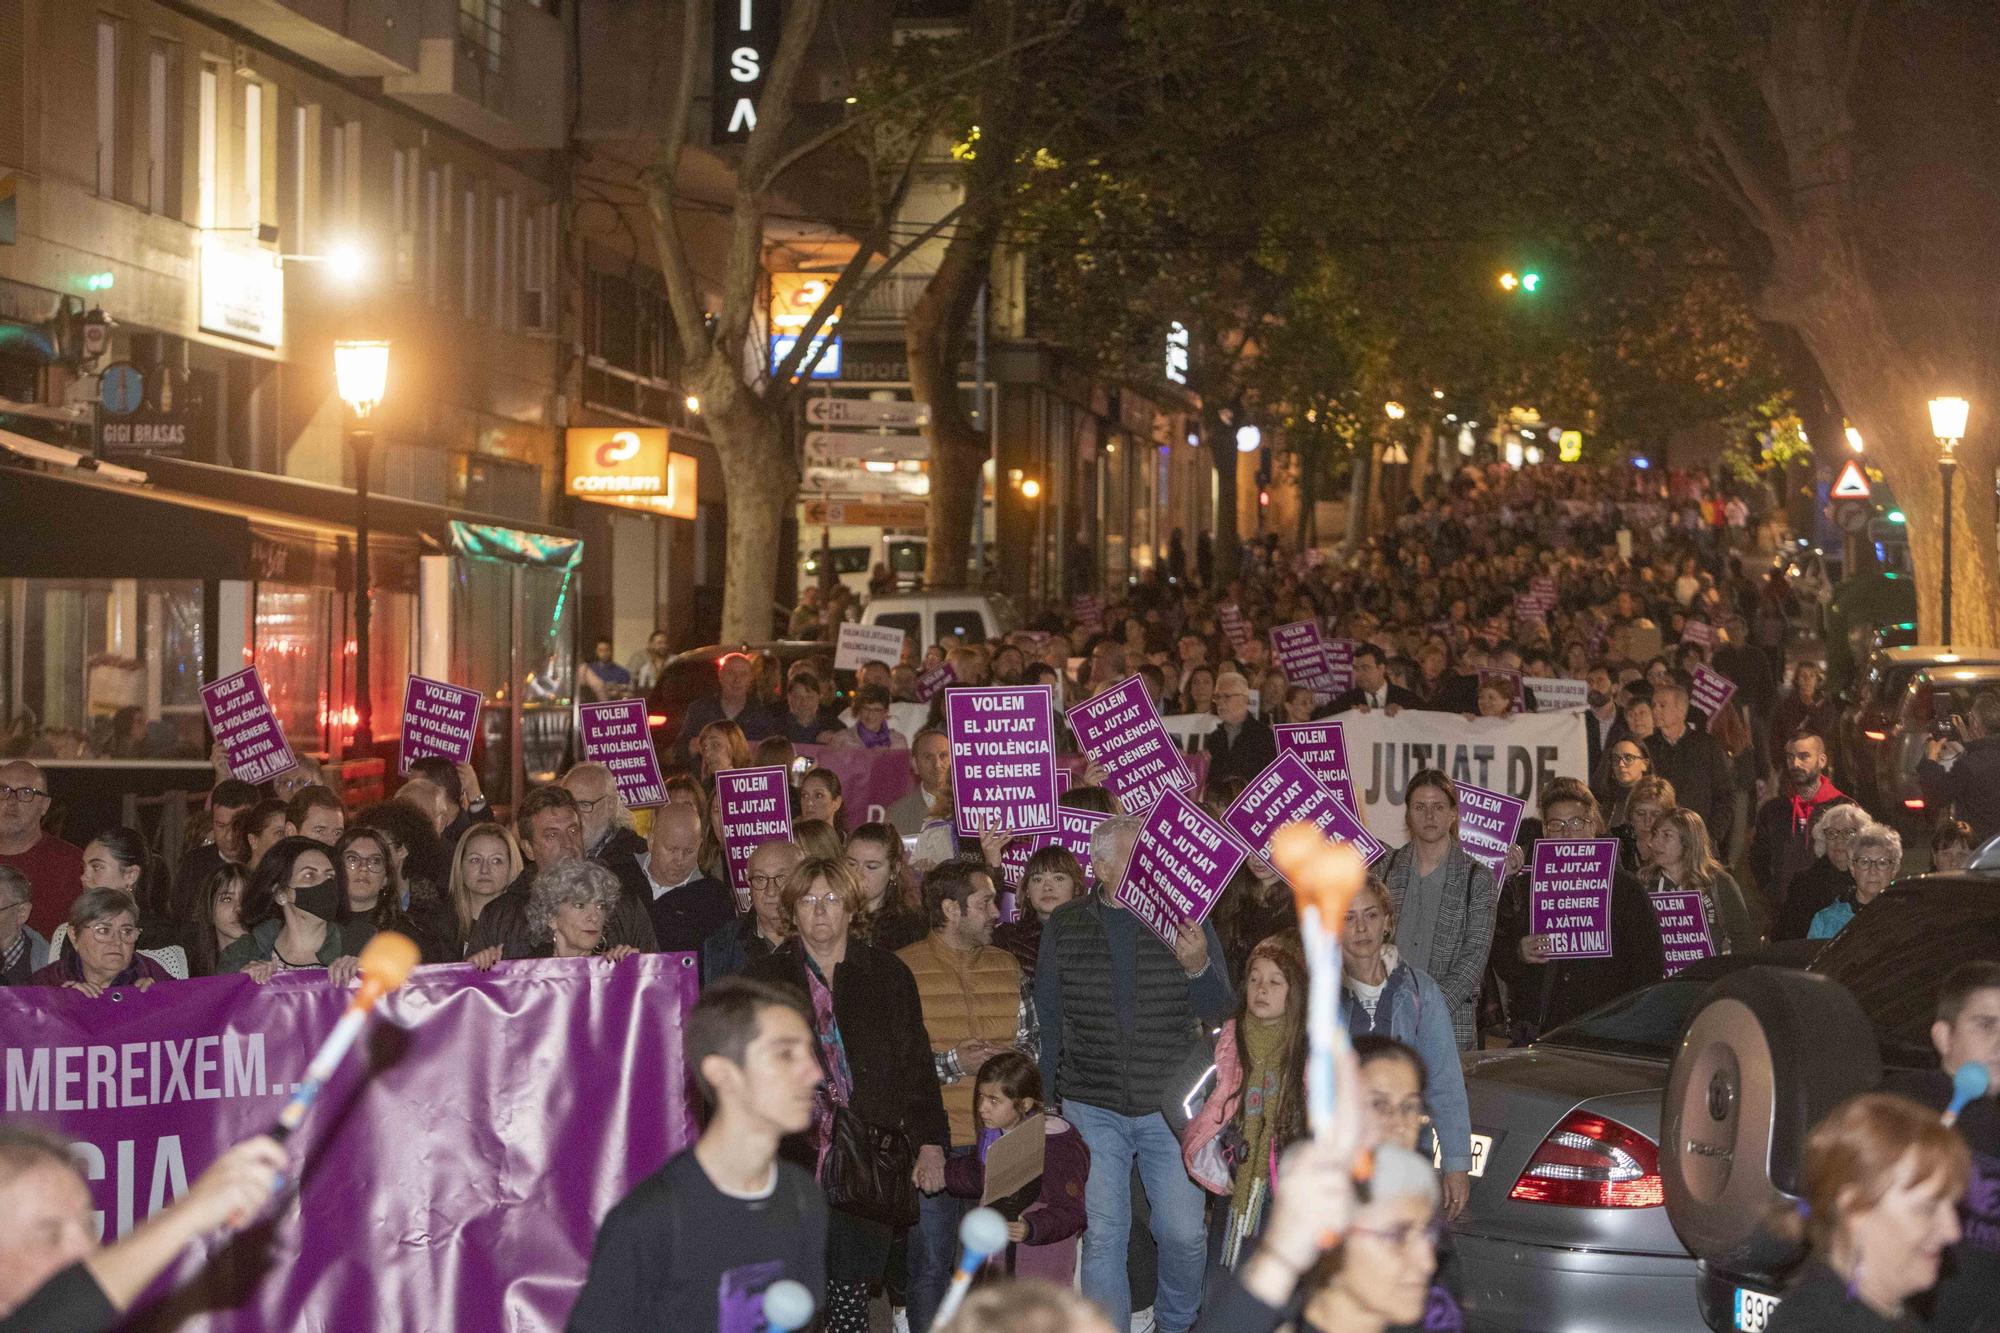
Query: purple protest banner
[
  {"left": 1649, "top": 888, "right": 1717, "bottom": 976},
  {"left": 1067, "top": 674, "right": 1195, "bottom": 816},
  {"left": 399, "top": 674, "right": 482, "bottom": 773},
  {"left": 915, "top": 660, "right": 957, "bottom": 702},
  {"left": 1222, "top": 753, "right": 1384, "bottom": 870},
  {"left": 1530, "top": 839, "right": 1619, "bottom": 960},
  {"left": 0, "top": 957, "right": 696, "bottom": 1330},
  {"left": 1690, "top": 663, "right": 1738, "bottom": 719},
  {"left": 947, "top": 685, "right": 1060, "bottom": 836},
  {"left": 577, "top": 697, "right": 667, "bottom": 807},
  {"left": 716, "top": 765, "right": 795, "bottom": 902},
  {"left": 796, "top": 743, "right": 918, "bottom": 825},
  {"left": 1319, "top": 638, "right": 1356, "bottom": 695},
  {"left": 1117, "top": 788, "right": 1250, "bottom": 945},
  {"left": 997, "top": 806, "right": 1107, "bottom": 889},
  {"left": 1272, "top": 720, "right": 1363, "bottom": 822},
  {"left": 1218, "top": 603, "right": 1252, "bottom": 649},
  {"left": 1270, "top": 620, "right": 1332, "bottom": 691},
  {"left": 1680, "top": 619, "right": 1717, "bottom": 648},
  {"left": 1454, "top": 781, "right": 1527, "bottom": 879},
  {"left": 200, "top": 666, "right": 297, "bottom": 784}
]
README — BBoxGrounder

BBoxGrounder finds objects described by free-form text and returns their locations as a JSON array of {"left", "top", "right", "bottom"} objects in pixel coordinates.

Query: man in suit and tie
[
  {"left": 1200, "top": 671, "right": 1277, "bottom": 786},
  {"left": 1314, "top": 642, "right": 1422, "bottom": 719}
]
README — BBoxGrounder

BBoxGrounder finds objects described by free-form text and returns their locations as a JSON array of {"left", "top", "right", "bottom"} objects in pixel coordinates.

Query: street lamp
[
  {"left": 1930, "top": 396, "right": 1969, "bottom": 645},
  {"left": 1384, "top": 401, "right": 1406, "bottom": 420},
  {"left": 334, "top": 339, "right": 391, "bottom": 758}
]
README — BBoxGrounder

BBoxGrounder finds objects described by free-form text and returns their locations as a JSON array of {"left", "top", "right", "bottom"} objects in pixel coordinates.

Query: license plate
[
  {"left": 1734, "top": 1287, "right": 1780, "bottom": 1331},
  {"left": 1467, "top": 1132, "right": 1493, "bottom": 1178}
]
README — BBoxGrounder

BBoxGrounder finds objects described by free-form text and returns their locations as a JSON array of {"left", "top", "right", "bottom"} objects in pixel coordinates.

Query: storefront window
[
  {"left": 0, "top": 579, "right": 206, "bottom": 759},
  {"left": 255, "top": 585, "right": 334, "bottom": 756},
  {"left": 518, "top": 563, "right": 575, "bottom": 786}
]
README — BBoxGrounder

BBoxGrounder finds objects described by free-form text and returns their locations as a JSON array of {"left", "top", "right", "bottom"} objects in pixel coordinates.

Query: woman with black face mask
[{"left": 219, "top": 836, "right": 367, "bottom": 985}]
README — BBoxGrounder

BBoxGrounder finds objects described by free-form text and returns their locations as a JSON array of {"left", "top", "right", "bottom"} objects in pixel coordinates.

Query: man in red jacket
[
  {"left": 1747, "top": 730, "right": 1852, "bottom": 921},
  {"left": 0, "top": 761, "right": 83, "bottom": 939}
]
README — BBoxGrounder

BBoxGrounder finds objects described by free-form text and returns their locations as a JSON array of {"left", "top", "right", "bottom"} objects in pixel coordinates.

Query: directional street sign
[
  {"left": 804, "top": 397, "right": 929, "bottom": 429},
  {"left": 804, "top": 430, "right": 930, "bottom": 462}
]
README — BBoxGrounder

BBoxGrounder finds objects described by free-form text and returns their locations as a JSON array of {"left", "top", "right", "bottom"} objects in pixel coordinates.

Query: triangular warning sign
[{"left": 1832, "top": 459, "right": 1872, "bottom": 500}]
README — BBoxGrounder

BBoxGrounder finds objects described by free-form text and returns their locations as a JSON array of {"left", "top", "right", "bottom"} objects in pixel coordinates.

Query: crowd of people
[{"left": 1, "top": 459, "right": 1996, "bottom": 1332}]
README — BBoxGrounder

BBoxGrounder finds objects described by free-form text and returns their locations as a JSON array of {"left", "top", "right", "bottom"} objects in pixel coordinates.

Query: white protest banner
[
  {"left": 1338, "top": 708, "right": 1588, "bottom": 848},
  {"left": 835, "top": 622, "right": 907, "bottom": 672},
  {"left": 1531, "top": 677, "right": 1591, "bottom": 713}
]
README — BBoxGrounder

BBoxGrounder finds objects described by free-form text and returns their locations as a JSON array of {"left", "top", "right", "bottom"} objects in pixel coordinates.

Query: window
[
  {"left": 290, "top": 103, "right": 317, "bottom": 251},
  {"left": 197, "top": 65, "right": 218, "bottom": 227},
  {"left": 492, "top": 192, "right": 511, "bottom": 329},
  {"left": 96, "top": 19, "right": 120, "bottom": 198},
  {"left": 424, "top": 166, "right": 441, "bottom": 304},
  {"left": 458, "top": 0, "right": 504, "bottom": 73},
  {"left": 462, "top": 186, "right": 478, "bottom": 318},
  {"left": 242, "top": 81, "right": 262, "bottom": 228},
  {"left": 521, "top": 203, "right": 550, "bottom": 330},
  {"left": 145, "top": 42, "right": 177, "bottom": 215}
]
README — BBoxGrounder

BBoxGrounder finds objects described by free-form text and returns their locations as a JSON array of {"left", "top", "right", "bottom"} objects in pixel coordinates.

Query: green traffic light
[
  {"left": 1520, "top": 272, "right": 1541, "bottom": 293},
  {"left": 84, "top": 272, "right": 114, "bottom": 292},
  {"left": 1887, "top": 510, "right": 1906, "bottom": 524}
]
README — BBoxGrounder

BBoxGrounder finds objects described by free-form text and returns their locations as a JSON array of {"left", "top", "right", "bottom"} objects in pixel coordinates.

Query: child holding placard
[{"left": 943, "top": 1050, "right": 1089, "bottom": 1283}]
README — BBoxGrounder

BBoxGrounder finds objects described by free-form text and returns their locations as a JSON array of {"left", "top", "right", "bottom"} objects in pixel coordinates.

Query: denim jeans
[
  {"left": 1066, "top": 1101, "right": 1209, "bottom": 1333},
  {"left": 907, "top": 1147, "right": 973, "bottom": 1331}
]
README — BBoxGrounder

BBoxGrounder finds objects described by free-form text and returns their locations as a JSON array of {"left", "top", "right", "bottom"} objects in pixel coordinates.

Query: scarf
[
  {"left": 57, "top": 945, "right": 151, "bottom": 988},
  {"left": 803, "top": 953, "right": 854, "bottom": 1178},
  {"left": 1789, "top": 776, "right": 1840, "bottom": 832},
  {"left": 856, "top": 721, "right": 894, "bottom": 750},
  {"left": 1229, "top": 1017, "right": 1288, "bottom": 1234}
]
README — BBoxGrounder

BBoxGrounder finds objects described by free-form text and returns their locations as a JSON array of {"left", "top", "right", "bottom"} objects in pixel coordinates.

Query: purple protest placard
[
  {"left": 1272, "top": 720, "right": 1363, "bottom": 821},
  {"left": 1067, "top": 674, "right": 1195, "bottom": 816},
  {"left": 947, "top": 685, "right": 1060, "bottom": 836},
  {"left": 915, "top": 660, "right": 957, "bottom": 702},
  {"left": 1116, "top": 787, "right": 1250, "bottom": 945},
  {"left": 399, "top": 674, "right": 482, "bottom": 773},
  {"left": 1531, "top": 839, "right": 1619, "bottom": 960},
  {"left": 1071, "top": 593, "right": 1105, "bottom": 632},
  {"left": 795, "top": 743, "right": 917, "bottom": 825},
  {"left": 200, "top": 666, "right": 297, "bottom": 784},
  {"left": 1680, "top": 619, "right": 1717, "bottom": 648},
  {"left": 1218, "top": 603, "right": 1252, "bottom": 649},
  {"left": 577, "top": 697, "right": 667, "bottom": 807},
  {"left": 997, "top": 806, "right": 1108, "bottom": 889},
  {"left": 1271, "top": 620, "right": 1332, "bottom": 691},
  {"left": 1454, "top": 781, "right": 1527, "bottom": 879},
  {"left": 1531, "top": 574, "right": 1557, "bottom": 603},
  {"left": 1319, "top": 638, "right": 1356, "bottom": 695},
  {"left": 716, "top": 765, "right": 795, "bottom": 901},
  {"left": 1223, "top": 753, "right": 1384, "bottom": 870},
  {"left": 1649, "top": 888, "right": 1716, "bottom": 976},
  {"left": 1690, "top": 663, "right": 1738, "bottom": 719},
  {"left": 0, "top": 958, "right": 696, "bottom": 1330}
]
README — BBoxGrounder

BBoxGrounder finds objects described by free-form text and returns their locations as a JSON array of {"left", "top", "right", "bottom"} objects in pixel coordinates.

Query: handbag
[{"left": 822, "top": 1102, "right": 919, "bottom": 1229}]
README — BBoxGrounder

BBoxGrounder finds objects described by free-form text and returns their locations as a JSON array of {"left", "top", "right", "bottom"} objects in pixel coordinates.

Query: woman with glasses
[
  {"left": 220, "top": 836, "right": 365, "bottom": 985},
  {"left": 469, "top": 860, "right": 638, "bottom": 967},
  {"left": 1609, "top": 774, "right": 1676, "bottom": 876},
  {"left": 1598, "top": 739, "right": 1651, "bottom": 821},
  {"left": 1338, "top": 878, "right": 1474, "bottom": 1220},
  {"left": 1489, "top": 778, "right": 1667, "bottom": 1042},
  {"left": 747, "top": 856, "right": 948, "bottom": 1333},
  {"left": 31, "top": 887, "right": 172, "bottom": 995},
  {"left": 1377, "top": 770, "right": 1498, "bottom": 1052},
  {"left": 1352, "top": 1035, "right": 1467, "bottom": 1331},
  {"left": 1773, "top": 802, "right": 1869, "bottom": 941},
  {"left": 1808, "top": 822, "right": 1903, "bottom": 941}
]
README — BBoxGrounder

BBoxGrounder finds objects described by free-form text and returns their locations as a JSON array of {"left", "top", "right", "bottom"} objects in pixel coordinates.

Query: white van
[
  {"left": 861, "top": 590, "right": 1020, "bottom": 655},
  {"left": 799, "top": 530, "right": 927, "bottom": 599}
]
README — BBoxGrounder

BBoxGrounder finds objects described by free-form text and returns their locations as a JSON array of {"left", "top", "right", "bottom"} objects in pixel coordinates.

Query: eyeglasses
[
  {"left": 748, "top": 872, "right": 788, "bottom": 891},
  {"left": 343, "top": 853, "right": 386, "bottom": 873},
  {"left": 1349, "top": 1219, "right": 1443, "bottom": 1250},
  {"left": 0, "top": 785, "right": 48, "bottom": 803},
  {"left": 1368, "top": 1095, "right": 1430, "bottom": 1125},
  {"left": 1609, "top": 752, "right": 1646, "bottom": 766},
  {"left": 798, "top": 893, "right": 845, "bottom": 911},
  {"left": 1545, "top": 816, "right": 1595, "bottom": 834},
  {"left": 1851, "top": 857, "right": 1897, "bottom": 872},
  {"left": 85, "top": 921, "right": 140, "bottom": 944},
  {"left": 571, "top": 795, "right": 606, "bottom": 814},
  {"left": 1823, "top": 828, "right": 1856, "bottom": 842}
]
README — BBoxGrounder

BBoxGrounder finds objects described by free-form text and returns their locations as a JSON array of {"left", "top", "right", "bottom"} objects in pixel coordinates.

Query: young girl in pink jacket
[{"left": 944, "top": 1050, "right": 1090, "bottom": 1283}]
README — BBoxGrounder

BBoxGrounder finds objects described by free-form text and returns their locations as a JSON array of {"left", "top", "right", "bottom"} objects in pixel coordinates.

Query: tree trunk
[
  {"left": 1295, "top": 442, "right": 1320, "bottom": 549},
  {"left": 1345, "top": 442, "right": 1375, "bottom": 548},
  {"left": 702, "top": 380, "right": 796, "bottom": 642},
  {"left": 1204, "top": 408, "right": 1242, "bottom": 588},
  {"left": 909, "top": 207, "right": 1001, "bottom": 590}
]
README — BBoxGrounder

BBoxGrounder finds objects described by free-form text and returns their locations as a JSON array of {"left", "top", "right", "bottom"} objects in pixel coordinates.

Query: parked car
[
  {"left": 644, "top": 640, "right": 828, "bottom": 772},
  {"left": 860, "top": 589, "right": 1020, "bottom": 656},
  {"left": 1835, "top": 645, "right": 2000, "bottom": 815},
  {"left": 1450, "top": 949, "right": 1810, "bottom": 1332},
  {"left": 1661, "top": 867, "right": 2000, "bottom": 1331}
]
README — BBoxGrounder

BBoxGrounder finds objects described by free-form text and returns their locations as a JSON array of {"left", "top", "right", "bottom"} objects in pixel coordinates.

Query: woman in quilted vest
[{"left": 1181, "top": 934, "right": 1309, "bottom": 1272}]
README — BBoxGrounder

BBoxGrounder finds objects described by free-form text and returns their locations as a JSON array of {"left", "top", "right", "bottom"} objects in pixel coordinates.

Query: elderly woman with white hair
[
  {"left": 468, "top": 859, "right": 637, "bottom": 967},
  {"left": 1772, "top": 802, "right": 1871, "bottom": 941},
  {"left": 1807, "top": 821, "right": 1903, "bottom": 941}
]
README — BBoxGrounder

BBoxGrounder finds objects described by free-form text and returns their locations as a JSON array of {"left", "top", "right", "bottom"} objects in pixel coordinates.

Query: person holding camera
[{"left": 1920, "top": 692, "right": 2000, "bottom": 846}]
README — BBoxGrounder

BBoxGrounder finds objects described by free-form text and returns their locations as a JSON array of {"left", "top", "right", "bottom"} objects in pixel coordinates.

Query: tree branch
[
  {"left": 1839, "top": 0, "right": 1875, "bottom": 99},
  {"left": 1687, "top": 92, "right": 1791, "bottom": 239},
  {"left": 642, "top": 0, "right": 711, "bottom": 355}
]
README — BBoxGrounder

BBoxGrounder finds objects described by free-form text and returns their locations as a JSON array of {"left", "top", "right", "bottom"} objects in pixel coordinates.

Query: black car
[
  {"left": 1660, "top": 867, "right": 2000, "bottom": 1331},
  {"left": 644, "top": 640, "right": 830, "bottom": 773}
]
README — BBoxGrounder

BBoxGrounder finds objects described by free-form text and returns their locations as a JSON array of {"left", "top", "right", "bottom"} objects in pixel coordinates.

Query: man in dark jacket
[
  {"left": 636, "top": 804, "right": 734, "bottom": 955},
  {"left": 1199, "top": 671, "right": 1277, "bottom": 787},
  {"left": 1748, "top": 730, "right": 1853, "bottom": 918},
  {"left": 1034, "top": 815, "right": 1232, "bottom": 1333},
  {"left": 700, "top": 840, "right": 799, "bottom": 983},
  {"left": 1312, "top": 642, "right": 1422, "bottom": 719},
  {"left": 1644, "top": 680, "right": 1734, "bottom": 847},
  {"left": 1920, "top": 692, "right": 2000, "bottom": 845}
]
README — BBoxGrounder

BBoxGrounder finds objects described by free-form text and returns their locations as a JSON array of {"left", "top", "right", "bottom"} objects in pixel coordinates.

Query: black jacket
[
  {"left": 748, "top": 939, "right": 950, "bottom": 1152},
  {"left": 644, "top": 873, "right": 737, "bottom": 955},
  {"left": 1647, "top": 725, "right": 1735, "bottom": 847},
  {"left": 1768, "top": 1260, "right": 1924, "bottom": 1332},
  {"left": 1490, "top": 865, "right": 1667, "bottom": 1040},
  {"left": 1772, "top": 855, "right": 1854, "bottom": 943},
  {"left": 1919, "top": 736, "right": 2000, "bottom": 844},
  {"left": 1748, "top": 787, "right": 1854, "bottom": 910},
  {"left": 1198, "top": 716, "right": 1278, "bottom": 788},
  {"left": 1312, "top": 683, "right": 1424, "bottom": 719}
]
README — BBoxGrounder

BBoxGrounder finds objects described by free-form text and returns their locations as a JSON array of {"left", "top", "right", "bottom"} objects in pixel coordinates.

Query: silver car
[{"left": 1451, "top": 964, "right": 1763, "bottom": 1332}]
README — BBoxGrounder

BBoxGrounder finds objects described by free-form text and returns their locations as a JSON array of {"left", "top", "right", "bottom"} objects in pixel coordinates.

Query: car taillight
[
  {"left": 647, "top": 714, "right": 668, "bottom": 728},
  {"left": 1508, "top": 1110, "right": 1663, "bottom": 1208},
  {"left": 1904, "top": 797, "right": 1927, "bottom": 810},
  {"left": 1862, "top": 729, "right": 1889, "bottom": 742}
]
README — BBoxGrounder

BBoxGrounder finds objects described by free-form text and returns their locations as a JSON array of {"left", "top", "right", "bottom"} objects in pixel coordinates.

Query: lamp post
[
  {"left": 1929, "top": 396, "right": 1969, "bottom": 646},
  {"left": 334, "top": 340, "right": 390, "bottom": 758}
]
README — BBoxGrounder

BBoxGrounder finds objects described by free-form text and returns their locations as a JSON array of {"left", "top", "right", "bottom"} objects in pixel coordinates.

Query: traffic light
[{"left": 1499, "top": 270, "right": 1542, "bottom": 294}]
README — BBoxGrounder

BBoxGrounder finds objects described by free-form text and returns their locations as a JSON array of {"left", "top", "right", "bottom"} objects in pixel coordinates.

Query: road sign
[
  {"left": 804, "top": 465, "right": 928, "bottom": 497},
  {"left": 1832, "top": 459, "right": 1872, "bottom": 500},
  {"left": 100, "top": 362, "right": 144, "bottom": 415},
  {"left": 1836, "top": 500, "right": 1871, "bottom": 534},
  {"left": 805, "top": 430, "right": 930, "bottom": 462},
  {"left": 804, "top": 498, "right": 929, "bottom": 528},
  {"left": 805, "top": 397, "right": 929, "bottom": 428}
]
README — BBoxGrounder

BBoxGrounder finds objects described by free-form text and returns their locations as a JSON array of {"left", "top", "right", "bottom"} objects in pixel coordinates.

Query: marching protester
[
  {"left": 1209, "top": 854, "right": 1299, "bottom": 988},
  {"left": 0, "top": 759, "right": 84, "bottom": 939},
  {"left": 220, "top": 836, "right": 366, "bottom": 983},
  {"left": 1808, "top": 821, "right": 1904, "bottom": 941},
  {"left": 406, "top": 756, "right": 494, "bottom": 852},
  {"left": 237, "top": 799, "right": 290, "bottom": 869},
  {"left": 184, "top": 861, "right": 248, "bottom": 978},
  {"left": 1749, "top": 730, "right": 1853, "bottom": 921},
  {"left": 845, "top": 821, "right": 930, "bottom": 952},
  {"left": 1642, "top": 807, "right": 1756, "bottom": 956},
  {"left": 889, "top": 729, "right": 954, "bottom": 835},
  {"left": 168, "top": 778, "right": 259, "bottom": 921},
  {"left": 465, "top": 786, "right": 657, "bottom": 958},
  {"left": 1035, "top": 815, "right": 1232, "bottom": 1332},
  {"left": 0, "top": 867, "right": 49, "bottom": 985},
  {"left": 1932, "top": 818, "right": 1977, "bottom": 874},
  {"left": 30, "top": 888, "right": 174, "bottom": 994},
  {"left": 1352, "top": 1034, "right": 1468, "bottom": 1328},
  {"left": 1643, "top": 680, "right": 1733, "bottom": 847},
  {"left": 1609, "top": 774, "right": 1676, "bottom": 876},
  {"left": 76, "top": 825, "right": 184, "bottom": 954},
  {"left": 799, "top": 767, "right": 847, "bottom": 833},
  {"left": 566, "top": 979, "right": 828, "bottom": 1331},
  {"left": 1920, "top": 693, "right": 2000, "bottom": 844},
  {"left": 635, "top": 802, "right": 735, "bottom": 955},
  {"left": 746, "top": 856, "right": 948, "bottom": 1332},
  {"left": 1199, "top": 672, "right": 1277, "bottom": 788},
  {"left": 470, "top": 860, "right": 640, "bottom": 967},
  {"left": 1772, "top": 801, "right": 1869, "bottom": 942},
  {"left": 1377, "top": 770, "right": 1498, "bottom": 1050},
  {"left": 284, "top": 785, "right": 347, "bottom": 846},
  {"left": 703, "top": 838, "right": 802, "bottom": 982},
  {"left": 993, "top": 844, "right": 1086, "bottom": 979},
  {"left": 942, "top": 1049, "right": 1090, "bottom": 1282},
  {"left": 446, "top": 822, "right": 524, "bottom": 955}
]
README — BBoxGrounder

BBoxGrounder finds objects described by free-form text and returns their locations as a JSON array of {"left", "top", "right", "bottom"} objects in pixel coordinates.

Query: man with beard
[{"left": 1748, "top": 730, "right": 1853, "bottom": 918}]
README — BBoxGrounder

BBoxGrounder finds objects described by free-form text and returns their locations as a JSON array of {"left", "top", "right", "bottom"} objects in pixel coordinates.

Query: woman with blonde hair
[
  {"left": 1767, "top": 1092, "right": 1968, "bottom": 1330},
  {"left": 447, "top": 822, "right": 524, "bottom": 949},
  {"left": 1642, "top": 806, "right": 1757, "bottom": 961},
  {"left": 1610, "top": 774, "right": 1676, "bottom": 874},
  {"left": 696, "top": 720, "right": 751, "bottom": 785}
]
